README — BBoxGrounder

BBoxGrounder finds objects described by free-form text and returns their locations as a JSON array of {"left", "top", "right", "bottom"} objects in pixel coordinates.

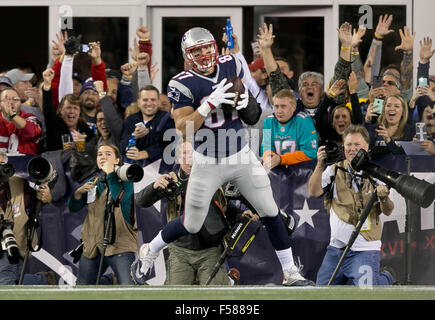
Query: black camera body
[
  {"left": 0, "top": 163, "right": 15, "bottom": 182},
  {"left": 0, "top": 215, "right": 21, "bottom": 264},
  {"left": 324, "top": 141, "right": 345, "bottom": 165},
  {"left": 159, "top": 177, "right": 183, "bottom": 201}
]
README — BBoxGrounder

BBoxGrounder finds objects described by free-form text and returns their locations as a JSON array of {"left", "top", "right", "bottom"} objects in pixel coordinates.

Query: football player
[{"left": 131, "top": 27, "right": 313, "bottom": 286}]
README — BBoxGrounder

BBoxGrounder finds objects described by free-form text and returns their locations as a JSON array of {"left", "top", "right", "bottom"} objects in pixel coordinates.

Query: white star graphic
[{"left": 293, "top": 200, "right": 318, "bottom": 229}]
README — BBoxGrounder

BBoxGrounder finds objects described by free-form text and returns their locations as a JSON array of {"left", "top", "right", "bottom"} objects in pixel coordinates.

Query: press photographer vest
[
  {"left": 324, "top": 160, "right": 383, "bottom": 242},
  {"left": 166, "top": 172, "right": 229, "bottom": 250},
  {"left": 0, "top": 175, "right": 37, "bottom": 257},
  {"left": 82, "top": 188, "right": 138, "bottom": 259}
]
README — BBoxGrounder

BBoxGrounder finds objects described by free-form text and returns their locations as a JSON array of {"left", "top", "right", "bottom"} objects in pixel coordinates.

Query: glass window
[
  {"left": 264, "top": 16, "right": 324, "bottom": 88},
  {"left": 0, "top": 6, "right": 48, "bottom": 83},
  {"left": 339, "top": 5, "right": 407, "bottom": 71}
]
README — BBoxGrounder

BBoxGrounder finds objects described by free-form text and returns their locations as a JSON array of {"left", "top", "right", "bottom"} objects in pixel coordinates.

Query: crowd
[{"left": 0, "top": 13, "right": 434, "bottom": 286}]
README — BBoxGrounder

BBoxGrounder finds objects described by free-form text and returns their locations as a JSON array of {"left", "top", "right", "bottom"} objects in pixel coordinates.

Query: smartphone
[
  {"left": 136, "top": 121, "right": 147, "bottom": 128},
  {"left": 251, "top": 41, "right": 261, "bottom": 59},
  {"left": 372, "top": 76, "right": 383, "bottom": 89},
  {"left": 415, "top": 122, "right": 428, "bottom": 141},
  {"left": 373, "top": 98, "right": 384, "bottom": 115},
  {"left": 418, "top": 77, "right": 428, "bottom": 87},
  {"left": 79, "top": 44, "right": 90, "bottom": 53}
]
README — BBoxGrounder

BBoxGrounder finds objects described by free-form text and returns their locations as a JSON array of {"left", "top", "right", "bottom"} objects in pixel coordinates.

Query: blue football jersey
[{"left": 167, "top": 54, "right": 246, "bottom": 158}]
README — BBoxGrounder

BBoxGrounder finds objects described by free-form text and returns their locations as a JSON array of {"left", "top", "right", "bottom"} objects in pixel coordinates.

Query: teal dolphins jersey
[{"left": 261, "top": 111, "right": 318, "bottom": 165}]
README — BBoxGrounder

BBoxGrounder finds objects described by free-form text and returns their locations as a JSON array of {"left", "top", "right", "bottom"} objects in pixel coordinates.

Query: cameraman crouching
[
  {"left": 0, "top": 151, "right": 55, "bottom": 285},
  {"left": 308, "top": 125, "right": 397, "bottom": 286},
  {"left": 132, "top": 141, "right": 252, "bottom": 285}
]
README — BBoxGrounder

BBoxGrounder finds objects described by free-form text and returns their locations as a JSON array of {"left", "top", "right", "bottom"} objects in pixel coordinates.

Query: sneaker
[
  {"left": 283, "top": 265, "right": 315, "bottom": 286},
  {"left": 130, "top": 243, "right": 159, "bottom": 285}
]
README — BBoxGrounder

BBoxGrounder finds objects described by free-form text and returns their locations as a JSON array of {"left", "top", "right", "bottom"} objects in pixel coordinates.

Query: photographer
[
  {"left": 67, "top": 142, "right": 138, "bottom": 285},
  {"left": 131, "top": 141, "right": 254, "bottom": 285},
  {"left": 0, "top": 151, "right": 56, "bottom": 285},
  {"left": 307, "top": 125, "right": 397, "bottom": 285}
]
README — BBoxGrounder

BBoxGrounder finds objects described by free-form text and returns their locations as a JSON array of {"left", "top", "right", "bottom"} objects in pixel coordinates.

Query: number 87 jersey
[{"left": 167, "top": 54, "right": 247, "bottom": 158}]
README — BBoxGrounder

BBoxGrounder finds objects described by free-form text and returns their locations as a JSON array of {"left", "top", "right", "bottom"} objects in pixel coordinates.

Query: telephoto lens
[{"left": 1, "top": 226, "right": 21, "bottom": 264}]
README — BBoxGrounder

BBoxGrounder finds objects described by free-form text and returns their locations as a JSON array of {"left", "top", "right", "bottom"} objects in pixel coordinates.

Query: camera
[
  {"left": 324, "top": 141, "right": 345, "bottom": 165},
  {"left": 0, "top": 163, "right": 15, "bottom": 182},
  {"left": 115, "top": 163, "right": 144, "bottom": 182},
  {"left": 158, "top": 177, "right": 182, "bottom": 201},
  {"left": 351, "top": 149, "right": 435, "bottom": 208},
  {"left": 0, "top": 215, "right": 21, "bottom": 264},
  {"left": 27, "top": 157, "right": 58, "bottom": 187},
  {"left": 79, "top": 44, "right": 90, "bottom": 54},
  {"left": 64, "top": 34, "right": 90, "bottom": 56}
]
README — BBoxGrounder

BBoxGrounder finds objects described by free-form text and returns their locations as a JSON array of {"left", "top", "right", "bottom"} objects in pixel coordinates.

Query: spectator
[
  {"left": 105, "top": 69, "right": 121, "bottom": 106},
  {"left": 249, "top": 58, "right": 268, "bottom": 89},
  {"left": 261, "top": 89, "right": 318, "bottom": 170},
  {"left": 72, "top": 72, "right": 83, "bottom": 97},
  {"left": 120, "top": 85, "right": 174, "bottom": 165},
  {"left": 67, "top": 142, "right": 137, "bottom": 285},
  {"left": 418, "top": 105, "right": 435, "bottom": 154},
  {"left": 258, "top": 23, "right": 324, "bottom": 118},
  {"left": 315, "top": 72, "right": 364, "bottom": 144},
  {"left": 0, "top": 151, "right": 56, "bottom": 285},
  {"left": 0, "top": 77, "right": 13, "bottom": 92},
  {"left": 159, "top": 93, "right": 172, "bottom": 113},
  {"left": 5, "top": 69, "right": 46, "bottom": 141},
  {"left": 364, "top": 94, "right": 415, "bottom": 156},
  {"left": 94, "top": 80, "right": 123, "bottom": 149},
  {"left": 132, "top": 141, "right": 251, "bottom": 285},
  {"left": 275, "top": 57, "right": 296, "bottom": 92},
  {"left": 79, "top": 78, "right": 100, "bottom": 131},
  {"left": 0, "top": 87, "right": 42, "bottom": 155},
  {"left": 307, "top": 125, "right": 396, "bottom": 286},
  {"left": 41, "top": 69, "right": 95, "bottom": 152}
]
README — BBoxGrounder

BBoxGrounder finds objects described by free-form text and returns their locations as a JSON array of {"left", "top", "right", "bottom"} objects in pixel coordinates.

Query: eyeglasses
[{"left": 0, "top": 97, "right": 21, "bottom": 103}]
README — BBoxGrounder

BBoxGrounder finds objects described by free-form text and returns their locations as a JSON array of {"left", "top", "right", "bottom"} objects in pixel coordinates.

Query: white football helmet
[{"left": 181, "top": 27, "right": 219, "bottom": 73}]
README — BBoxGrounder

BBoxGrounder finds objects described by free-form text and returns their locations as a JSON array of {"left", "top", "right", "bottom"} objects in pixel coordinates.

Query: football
[{"left": 221, "top": 77, "right": 245, "bottom": 114}]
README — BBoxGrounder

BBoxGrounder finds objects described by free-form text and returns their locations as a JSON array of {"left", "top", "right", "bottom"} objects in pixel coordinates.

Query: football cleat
[
  {"left": 282, "top": 265, "right": 315, "bottom": 287},
  {"left": 130, "top": 243, "right": 158, "bottom": 285}
]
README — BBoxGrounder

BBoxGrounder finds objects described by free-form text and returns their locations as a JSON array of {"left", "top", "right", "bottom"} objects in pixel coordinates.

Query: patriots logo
[{"left": 167, "top": 87, "right": 180, "bottom": 102}]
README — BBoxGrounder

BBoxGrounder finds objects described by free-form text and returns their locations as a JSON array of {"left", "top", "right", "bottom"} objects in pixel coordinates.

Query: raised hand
[
  {"left": 42, "top": 68, "right": 55, "bottom": 89},
  {"left": 51, "top": 30, "right": 68, "bottom": 59},
  {"left": 137, "top": 52, "right": 150, "bottom": 69},
  {"left": 257, "top": 23, "right": 275, "bottom": 50},
  {"left": 419, "top": 37, "right": 435, "bottom": 64},
  {"left": 88, "top": 41, "right": 102, "bottom": 65},
  {"left": 395, "top": 26, "right": 416, "bottom": 52},
  {"left": 136, "top": 26, "right": 150, "bottom": 40},
  {"left": 327, "top": 79, "right": 346, "bottom": 98},
  {"left": 348, "top": 71, "right": 359, "bottom": 94},
  {"left": 222, "top": 31, "right": 240, "bottom": 54},
  {"left": 338, "top": 22, "right": 352, "bottom": 47},
  {"left": 375, "top": 14, "right": 394, "bottom": 38},
  {"left": 351, "top": 25, "right": 367, "bottom": 48},
  {"left": 375, "top": 124, "right": 391, "bottom": 143},
  {"left": 129, "top": 38, "right": 139, "bottom": 61},
  {"left": 120, "top": 62, "right": 138, "bottom": 79}
]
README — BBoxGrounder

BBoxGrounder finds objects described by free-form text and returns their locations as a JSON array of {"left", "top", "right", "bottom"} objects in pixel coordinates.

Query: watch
[{"left": 9, "top": 113, "right": 17, "bottom": 119}]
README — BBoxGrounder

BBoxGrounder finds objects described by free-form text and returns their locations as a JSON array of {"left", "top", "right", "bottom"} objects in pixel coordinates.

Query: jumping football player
[{"left": 131, "top": 27, "right": 313, "bottom": 286}]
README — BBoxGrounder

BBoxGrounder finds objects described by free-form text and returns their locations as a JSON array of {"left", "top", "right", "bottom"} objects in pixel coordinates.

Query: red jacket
[
  {"left": 51, "top": 57, "right": 108, "bottom": 110},
  {"left": 0, "top": 111, "right": 42, "bottom": 155}
]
